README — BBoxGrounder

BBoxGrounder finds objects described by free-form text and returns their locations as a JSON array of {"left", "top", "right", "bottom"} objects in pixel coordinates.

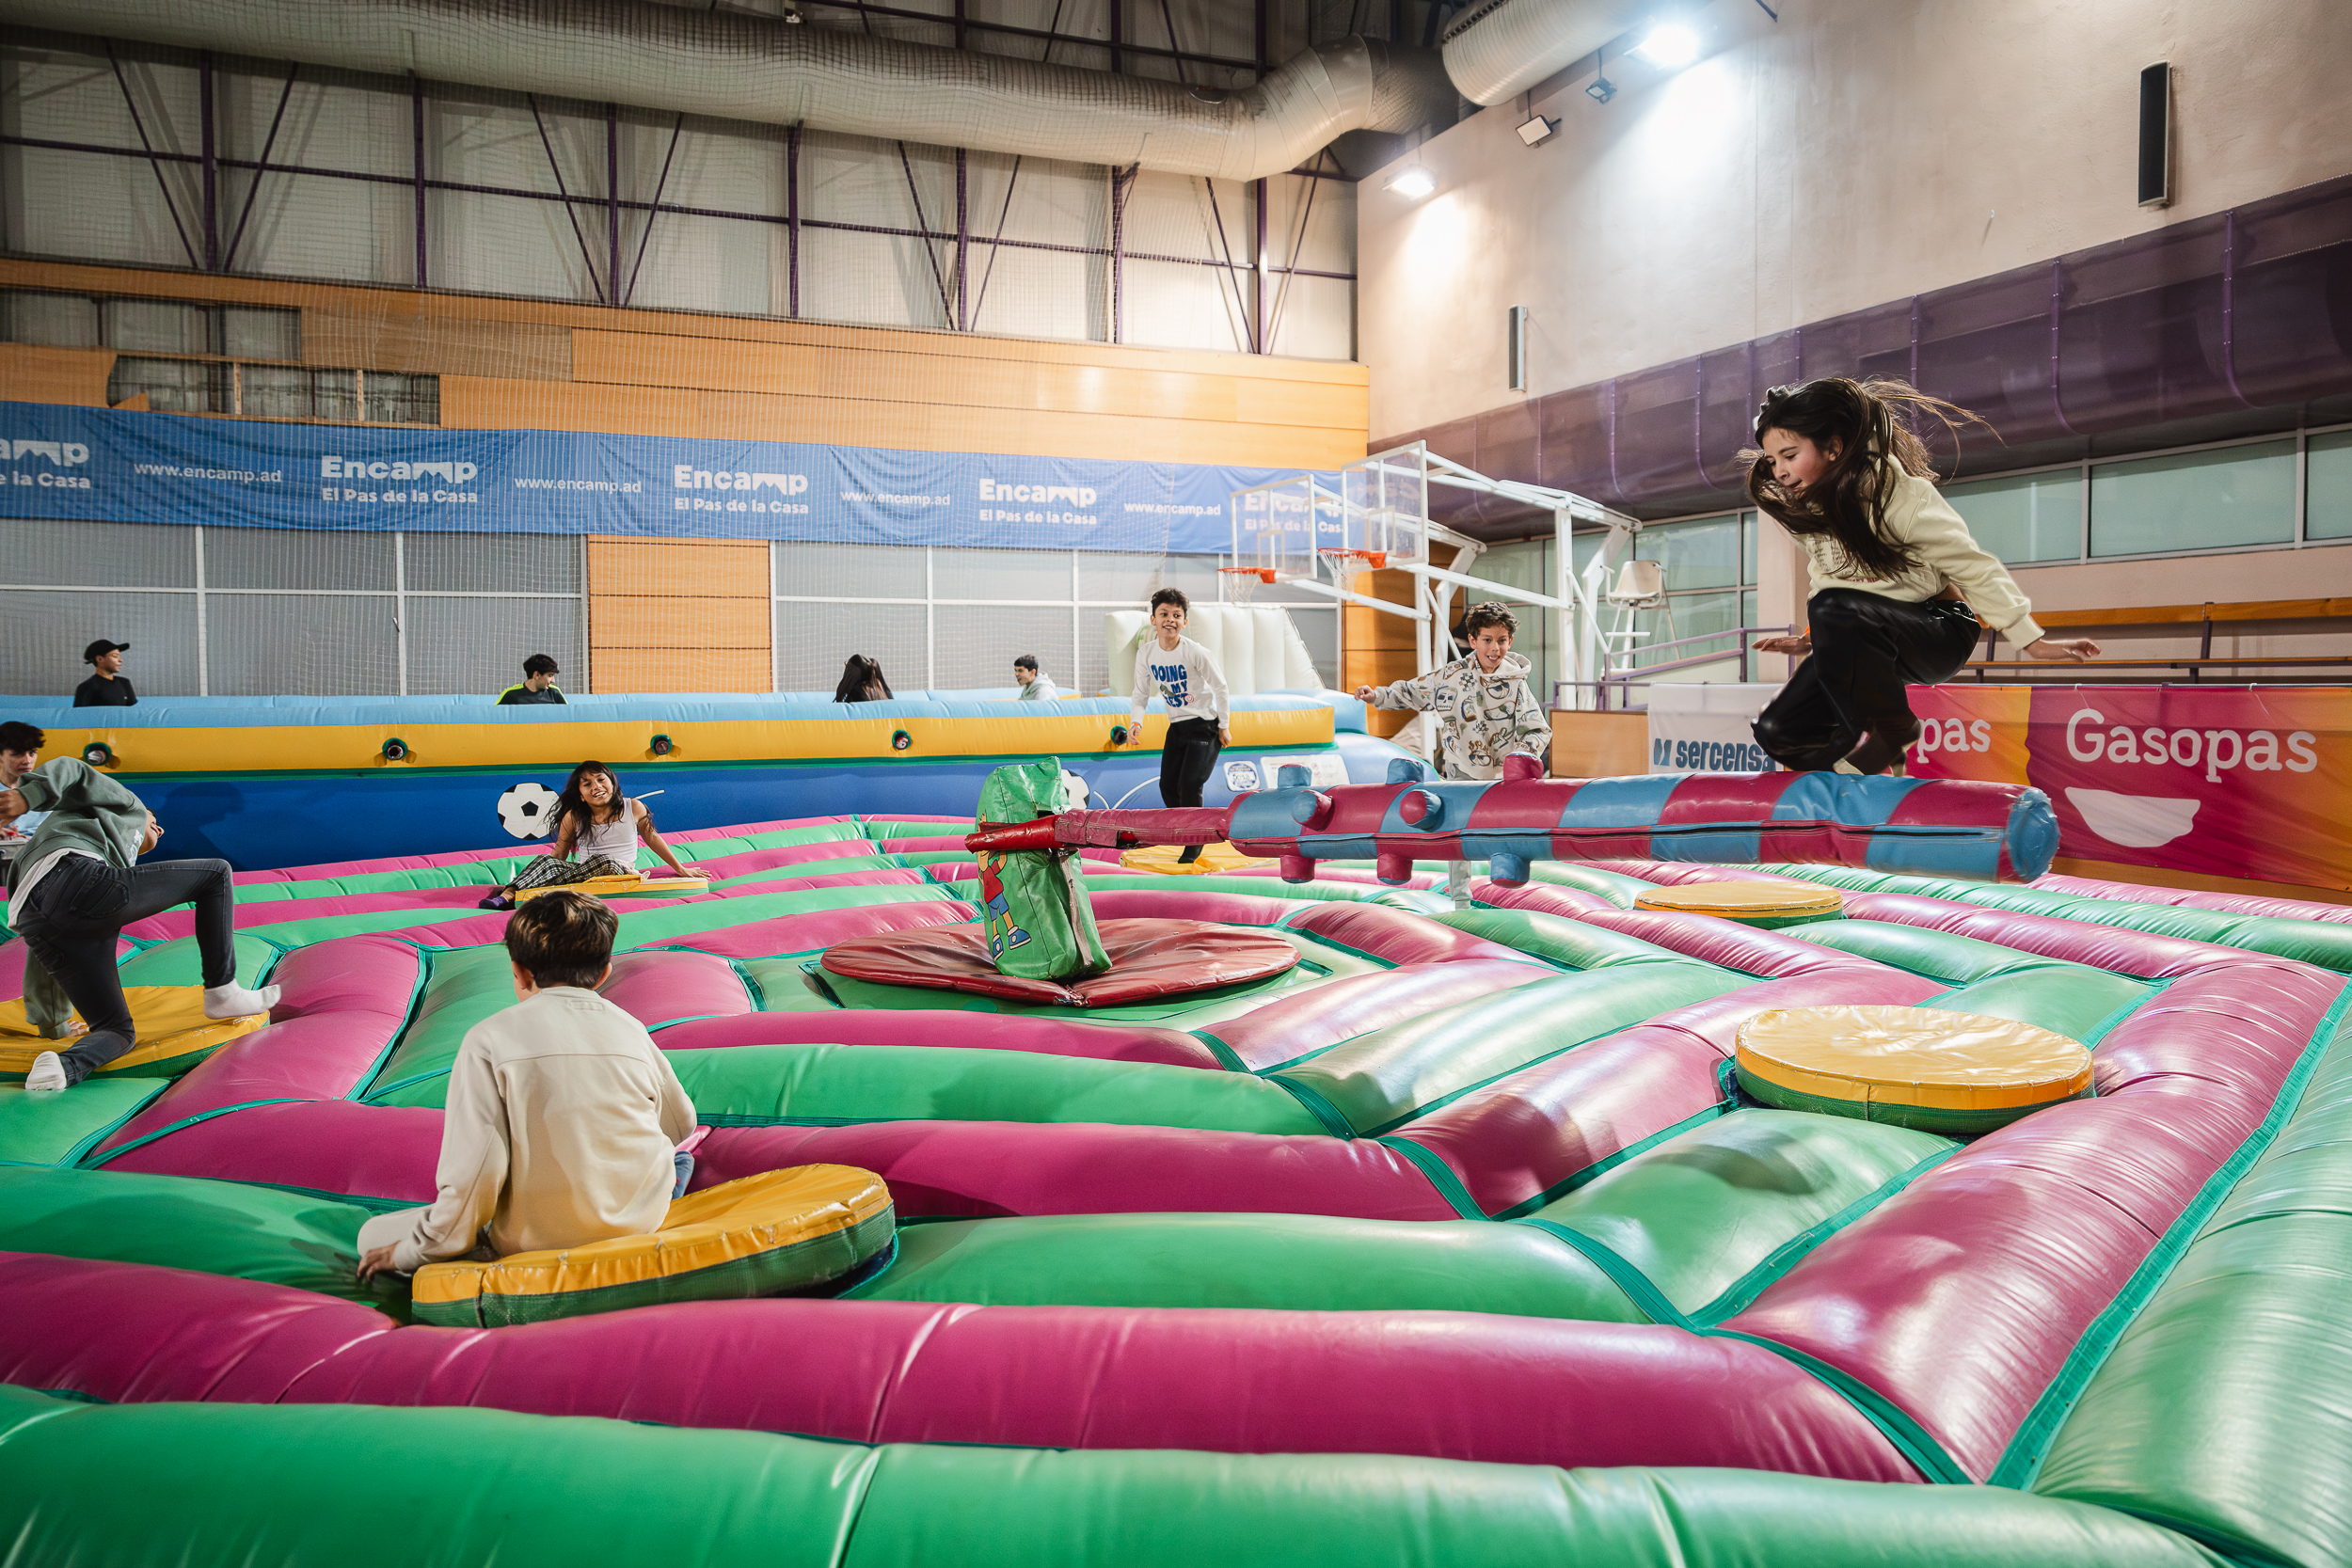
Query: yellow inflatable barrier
[
  {"left": 1735, "top": 1004, "right": 2094, "bottom": 1135},
  {"left": 410, "top": 1164, "right": 896, "bottom": 1327},
  {"left": 0, "top": 988, "right": 268, "bottom": 1081},
  {"left": 1634, "top": 879, "right": 1845, "bottom": 928}
]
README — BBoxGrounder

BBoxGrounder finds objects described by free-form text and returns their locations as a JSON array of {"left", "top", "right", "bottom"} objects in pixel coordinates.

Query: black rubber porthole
[
  {"left": 380, "top": 737, "right": 410, "bottom": 762},
  {"left": 891, "top": 729, "right": 914, "bottom": 752},
  {"left": 650, "top": 734, "right": 675, "bottom": 756},
  {"left": 82, "top": 741, "right": 114, "bottom": 768}
]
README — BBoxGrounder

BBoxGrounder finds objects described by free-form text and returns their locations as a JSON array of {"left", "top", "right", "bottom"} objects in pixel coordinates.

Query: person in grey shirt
[{"left": 1013, "top": 655, "right": 1060, "bottom": 701}]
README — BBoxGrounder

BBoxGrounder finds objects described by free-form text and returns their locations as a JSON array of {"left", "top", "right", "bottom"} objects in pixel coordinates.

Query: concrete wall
[{"left": 1360, "top": 0, "right": 2352, "bottom": 442}]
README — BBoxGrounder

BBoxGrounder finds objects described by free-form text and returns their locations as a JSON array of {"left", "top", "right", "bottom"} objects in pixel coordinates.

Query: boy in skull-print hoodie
[{"left": 1355, "top": 601, "right": 1551, "bottom": 781}]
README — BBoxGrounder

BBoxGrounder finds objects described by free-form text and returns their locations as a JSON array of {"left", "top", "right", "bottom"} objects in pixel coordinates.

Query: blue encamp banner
[{"left": 0, "top": 401, "right": 1343, "bottom": 556}]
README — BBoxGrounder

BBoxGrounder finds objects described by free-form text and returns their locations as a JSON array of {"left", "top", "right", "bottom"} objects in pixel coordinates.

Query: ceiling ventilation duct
[
  {"left": 1441, "top": 0, "right": 1654, "bottom": 107},
  {"left": 8, "top": 0, "right": 1460, "bottom": 183}
]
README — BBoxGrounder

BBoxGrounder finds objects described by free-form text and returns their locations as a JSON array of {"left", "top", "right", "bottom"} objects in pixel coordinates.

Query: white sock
[
  {"left": 25, "top": 1051, "right": 68, "bottom": 1093},
  {"left": 204, "top": 982, "right": 281, "bottom": 1020}
]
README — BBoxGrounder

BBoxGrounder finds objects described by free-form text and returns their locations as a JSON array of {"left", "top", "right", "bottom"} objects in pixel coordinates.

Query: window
[
  {"left": 2307, "top": 431, "right": 2352, "bottom": 542},
  {"left": 107, "top": 357, "right": 224, "bottom": 414},
  {"left": 1946, "top": 469, "right": 2083, "bottom": 564},
  {"left": 2090, "top": 439, "right": 2297, "bottom": 557}
]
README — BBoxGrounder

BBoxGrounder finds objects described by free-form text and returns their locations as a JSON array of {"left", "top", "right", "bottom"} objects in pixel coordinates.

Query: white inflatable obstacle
[{"left": 1105, "top": 604, "right": 1324, "bottom": 698}]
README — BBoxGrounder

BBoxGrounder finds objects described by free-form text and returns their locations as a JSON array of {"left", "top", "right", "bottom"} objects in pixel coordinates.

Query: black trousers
[
  {"left": 1754, "top": 590, "right": 1982, "bottom": 773},
  {"left": 1160, "top": 718, "right": 1223, "bottom": 808},
  {"left": 15, "top": 857, "right": 240, "bottom": 1084}
]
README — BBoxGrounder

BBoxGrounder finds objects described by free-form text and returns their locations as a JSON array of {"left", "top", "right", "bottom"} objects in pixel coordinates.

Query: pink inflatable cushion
[
  {"left": 1201, "top": 960, "right": 1553, "bottom": 1073},
  {"left": 1470, "top": 880, "right": 1621, "bottom": 915},
  {"left": 597, "top": 949, "right": 753, "bottom": 1027},
  {"left": 2031, "top": 871, "right": 2352, "bottom": 924},
  {"left": 1724, "top": 951, "right": 2343, "bottom": 1479},
  {"left": 89, "top": 1099, "right": 446, "bottom": 1204},
  {"left": 1284, "top": 901, "right": 1549, "bottom": 968},
  {"left": 265, "top": 1293, "right": 1915, "bottom": 1481},
  {"left": 236, "top": 816, "right": 850, "bottom": 883},
  {"left": 1565, "top": 906, "right": 1889, "bottom": 979},
  {"left": 0, "top": 1252, "right": 395, "bottom": 1404},
  {"left": 655, "top": 1011, "right": 1227, "bottom": 1070},
  {"left": 1389, "top": 968, "right": 1943, "bottom": 1216},
  {"left": 693, "top": 1121, "right": 1458, "bottom": 1220},
  {"left": 821, "top": 919, "right": 1299, "bottom": 1006},
  {"left": 122, "top": 885, "right": 490, "bottom": 943}
]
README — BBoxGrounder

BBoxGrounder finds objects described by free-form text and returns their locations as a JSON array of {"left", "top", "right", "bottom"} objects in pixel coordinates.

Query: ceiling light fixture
[
  {"left": 1585, "top": 44, "right": 1617, "bottom": 103},
  {"left": 1630, "top": 22, "right": 1701, "bottom": 70},
  {"left": 1517, "top": 115, "right": 1556, "bottom": 147},
  {"left": 1385, "top": 165, "right": 1437, "bottom": 199}
]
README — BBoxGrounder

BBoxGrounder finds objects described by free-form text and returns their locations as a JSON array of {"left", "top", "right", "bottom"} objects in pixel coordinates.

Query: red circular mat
[{"left": 821, "top": 918, "right": 1299, "bottom": 1007}]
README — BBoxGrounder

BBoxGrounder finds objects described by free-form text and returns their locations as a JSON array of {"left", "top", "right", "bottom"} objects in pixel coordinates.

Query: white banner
[{"left": 1646, "top": 683, "right": 1783, "bottom": 773}]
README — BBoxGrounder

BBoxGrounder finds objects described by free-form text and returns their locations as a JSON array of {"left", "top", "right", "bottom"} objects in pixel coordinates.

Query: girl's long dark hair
[
  {"left": 1744, "top": 377, "right": 1991, "bottom": 580},
  {"left": 834, "top": 655, "right": 892, "bottom": 703},
  {"left": 555, "top": 760, "right": 626, "bottom": 832}
]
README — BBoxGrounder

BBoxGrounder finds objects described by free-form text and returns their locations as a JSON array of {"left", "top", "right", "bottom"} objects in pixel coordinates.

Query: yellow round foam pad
[
  {"left": 1633, "top": 879, "right": 1845, "bottom": 927},
  {"left": 1736, "top": 1004, "right": 2093, "bottom": 1135},
  {"left": 0, "top": 987, "right": 267, "bottom": 1080},
  {"left": 410, "top": 1164, "right": 895, "bottom": 1327}
]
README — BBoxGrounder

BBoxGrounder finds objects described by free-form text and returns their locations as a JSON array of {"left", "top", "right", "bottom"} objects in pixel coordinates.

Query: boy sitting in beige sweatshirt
[{"left": 357, "top": 890, "right": 696, "bottom": 1281}]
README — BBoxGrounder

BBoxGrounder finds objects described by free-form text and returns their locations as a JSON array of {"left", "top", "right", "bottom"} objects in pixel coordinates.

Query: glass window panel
[
  {"left": 204, "top": 526, "right": 395, "bottom": 591},
  {"left": 405, "top": 534, "right": 580, "bottom": 595},
  {"left": 774, "top": 543, "right": 925, "bottom": 600},
  {"left": 1078, "top": 552, "right": 1169, "bottom": 603},
  {"left": 1740, "top": 512, "right": 1756, "bottom": 585},
  {"left": 2090, "top": 439, "right": 2296, "bottom": 557},
  {"left": 0, "top": 517, "right": 196, "bottom": 589},
  {"left": 1284, "top": 605, "right": 1337, "bottom": 689},
  {"left": 405, "top": 597, "right": 583, "bottom": 697},
  {"left": 239, "top": 364, "right": 312, "bottom": 420},
  {"left": 2, "top": 292, "right": 99, "bottom": 347},
  {"left": 0, "top": 588, "right": 200, "bottom": 697},
  {"left": 1635, "top": 515, "right": 1740, "bottom": 590},
  {"left": 2307, "top": 431, "right": 2352, "bottom": 541},
  {"left": 1945, "top": 469, "right": 2083, "bottom": 563},
  {"left": 933, "top": 604, "right": 1073, "bottom": 690},
  {"left": 205, "top": 594, "right": 398, "bottom": 697},
  {"left": 775, "top": 601, "right": 927, "bottom": 695},
  {"left": 220, "top": 307, "right": 300, "bottom": 361},
  {"left": 103, "top": 298, "right": 214, "bottom": 355},
  {"left": 314, "top": 369, "right": 359, "bottom": 423},
  {"left": 107, "top": 357, "right": 221, "bottom": 414},
  {"left": 364, "top": 372, "right": 439, "bottom": 425},
  {"left": 931, "top": 549, "right": 1075, "bottom": 602}
]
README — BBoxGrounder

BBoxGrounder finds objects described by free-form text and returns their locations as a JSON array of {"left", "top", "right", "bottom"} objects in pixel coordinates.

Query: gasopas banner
[
  {"left": 1903, "top": 685, "right": 2352, "bottom": 888},
  {"left": 0, "top": 399, "right": 1333, "bottom": 555}
]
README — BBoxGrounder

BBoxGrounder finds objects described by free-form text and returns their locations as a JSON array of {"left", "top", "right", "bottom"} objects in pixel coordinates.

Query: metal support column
[
  {"left": 199, "top": 53, "right": 218, "bottom": 270},
  {"left": 410, "top": 75, "right": 428, "bottom": 287},
  {"left": 787, "top": 124, "right": 802, "bottom": 318},
  {"left": 606, "top": 103, "right": 621, "bottom": 305},
  {"left": 1552, "top": 507, "right": 1574, "bottom": 713},
  {"left": 1252, "top": 180, "right": 1268, "bottom": 354},
  {"left": 955, "top": 149, "right": 968, "bottom": 331}
]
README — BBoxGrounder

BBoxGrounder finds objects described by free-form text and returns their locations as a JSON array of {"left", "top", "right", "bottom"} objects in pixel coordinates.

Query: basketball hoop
[
  {"left": 1218, "top": 565, "right": 1278, "bottom": 602},
  {"left": 1320, "top": 546, "right": 1389, "bottom": 572}
]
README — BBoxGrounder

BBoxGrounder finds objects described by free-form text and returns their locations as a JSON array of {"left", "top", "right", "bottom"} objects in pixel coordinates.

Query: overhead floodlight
[
  {"left": 1385, "top": 165, "right": 1437, "bottom": 199},
  {"left": 1517, "top": 115, "right": 1556, "bottom": 147},
  {"left": 1631, "top": 22, "right": 1701, "bottom": 69}
]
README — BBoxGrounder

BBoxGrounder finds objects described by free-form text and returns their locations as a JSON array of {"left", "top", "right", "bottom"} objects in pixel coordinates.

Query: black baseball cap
[{"left": 84, "top": 641, "right": 129, "bottom": 662}]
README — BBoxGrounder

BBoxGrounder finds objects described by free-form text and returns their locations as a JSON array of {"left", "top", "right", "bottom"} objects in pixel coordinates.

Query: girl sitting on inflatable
[{"left": 1745, "top": 377, "right": 2098, "bottom": 776}]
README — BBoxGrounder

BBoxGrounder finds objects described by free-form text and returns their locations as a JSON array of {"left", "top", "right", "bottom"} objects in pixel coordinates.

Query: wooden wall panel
[
  {"left": 587, "top": 538, "right": 771, "bottom": 693},
  {"left": 0, "top": 344, "right": 115, "bottom": 406},
  {"left": 443, "top": 378, "right": 699, "bottom": 437},
  {"left": 305, "top": 310, "right": 571, "bottom": 380}
]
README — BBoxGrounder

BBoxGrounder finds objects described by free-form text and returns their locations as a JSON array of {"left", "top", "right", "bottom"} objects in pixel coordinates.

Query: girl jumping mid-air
[{"left": 1746, "top": 378, "right": 2098, "bottom": 775}]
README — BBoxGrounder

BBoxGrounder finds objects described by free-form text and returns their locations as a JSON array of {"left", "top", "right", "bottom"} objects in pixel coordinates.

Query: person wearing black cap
[
  {"left": 498, "top": 654, "right": 566, "bottom": 705},
  {"left": 72, "top": 641, "right": 136, "bottom": 708}
]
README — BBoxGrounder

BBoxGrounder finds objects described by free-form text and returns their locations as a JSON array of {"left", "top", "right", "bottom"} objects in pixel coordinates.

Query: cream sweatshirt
[
  {"left": 365, "top": 984, "right": 696, "bottom": 1273},
  {"left": 1792, "top": 465, "right": 2045, "bottom": 646}
]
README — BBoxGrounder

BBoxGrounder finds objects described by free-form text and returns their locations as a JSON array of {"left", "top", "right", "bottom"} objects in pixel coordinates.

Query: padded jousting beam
[{"left": 965, "top": 756, "right": 2060, "bottom": 885}]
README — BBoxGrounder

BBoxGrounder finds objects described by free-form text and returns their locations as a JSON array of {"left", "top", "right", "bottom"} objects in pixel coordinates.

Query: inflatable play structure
[
  {"left": 8, "top": 688, "right": 1393, "bottom": 871},
  {"left": 5, "top": 768, "right": 2352, "bottom": 1562}
]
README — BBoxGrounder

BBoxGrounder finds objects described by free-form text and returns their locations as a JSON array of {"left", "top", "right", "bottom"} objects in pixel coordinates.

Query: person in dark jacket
[
  {"left": 72, "top": 641, "right": 136, "bottom": 707},
  {"left": 834, "top": 656, "right": 894, "bottom": 703},
  {"left": 499, "top": 654, "right": 567, "bottom": 705}
]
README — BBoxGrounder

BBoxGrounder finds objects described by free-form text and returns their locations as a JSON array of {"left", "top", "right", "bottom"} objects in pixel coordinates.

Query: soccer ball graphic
[{"left": 497, "top": 782, "right": 561, "bottom": 840}]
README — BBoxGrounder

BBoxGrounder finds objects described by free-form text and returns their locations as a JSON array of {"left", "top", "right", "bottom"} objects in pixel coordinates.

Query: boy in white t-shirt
[{"left": 1120, "top": 589, "right": 1231, "bottom": 864}]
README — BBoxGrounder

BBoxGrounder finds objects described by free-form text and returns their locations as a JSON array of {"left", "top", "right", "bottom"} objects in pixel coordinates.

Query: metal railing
[{"left": 1553, "top": 624, "right": 1796, "bottom": 710}]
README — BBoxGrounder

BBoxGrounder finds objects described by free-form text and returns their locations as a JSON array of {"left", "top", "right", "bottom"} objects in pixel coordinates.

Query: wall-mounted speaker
[{"left": 2137, "top": 62, "right": 2172, "bottom": 209}]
